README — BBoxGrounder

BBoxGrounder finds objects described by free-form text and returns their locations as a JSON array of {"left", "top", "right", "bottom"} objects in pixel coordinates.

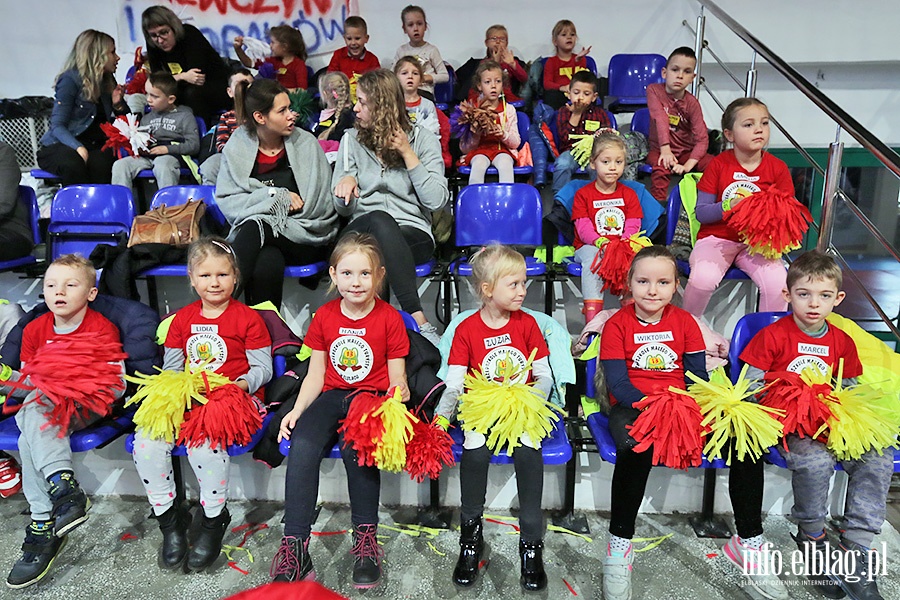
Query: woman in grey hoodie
[
  {"left": 332, "top": 69, "right": 449, "bottom": 344},
  {"left": 216, "top": 79, "right": 337, "bottom": 307}
]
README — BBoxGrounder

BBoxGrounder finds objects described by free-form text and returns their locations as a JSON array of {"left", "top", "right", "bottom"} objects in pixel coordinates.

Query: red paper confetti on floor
[
  {"left": 485, "top": 518, "right": 520, "bottom": 531},
  {"left": 228, "top": 561, "right": 250, "bottom": 575},
  {"left": 706, "top": 553, "right": 718, "bottom": 559},
  {"left": 120, "top": 532, "right": 138, "bottom": 541},
  {"left": 563, "top": 578, "right": 578, "bottom": 595},
  {"left": 311, "top": 530, "right": 348, "bottom": 536}
]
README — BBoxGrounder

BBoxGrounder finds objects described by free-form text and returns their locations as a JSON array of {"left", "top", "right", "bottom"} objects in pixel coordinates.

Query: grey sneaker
[
  {"left": 838, "top": 541, "right": 883, "bottom": 600},
  {"left": 602, "top": 545, "right": 633, "bottom": 600},
  {"left": 418, "top": 322, "right": 441, "bottom": 347}
]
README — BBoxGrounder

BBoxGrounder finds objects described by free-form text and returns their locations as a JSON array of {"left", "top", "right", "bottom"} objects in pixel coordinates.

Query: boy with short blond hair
[
  {"left": 738, "top": 250, "right": 891, "bottom": 599},
  {"left": 3, "top": 255, "right": 125, "bottom": 589},
  {"left": 646, "top": 46, "right": 713, "bottom": 201},
  {"left": 328, "top": 16, "right": 380, "bottom": 101}
]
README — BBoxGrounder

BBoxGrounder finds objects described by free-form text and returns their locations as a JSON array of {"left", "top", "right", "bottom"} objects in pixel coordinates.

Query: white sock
[
  {"left": 740, "top": 534, "right": 764, "bottom": 551},
  {"left": 608, "top": 534, "right": 632, "bottom": 555}
]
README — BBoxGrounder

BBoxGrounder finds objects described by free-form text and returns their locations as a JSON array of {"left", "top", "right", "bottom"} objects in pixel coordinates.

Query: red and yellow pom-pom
[
  {"left": 722, "top": 186, "right": 813, "bottom": 259},
  {"left": 405, "top": 418, "right": 456, "bottom": 483},
  {"left": 177, "top": 383, "right": 262, "bottom": 449},
  {"left": 592, "top": 233, "right": 653, "bottom": 297},
  {"left": 10, "top": 332, "right": 127, "bottom": 435},
  {"left": 339, "top": 387, "right": 417, "bottom": 472},
  {"left": 628, "top": 388, "right": 705, "bottom": 470},
  {"left": 761, "top": 368, "right": 834, "bottom": 449}
]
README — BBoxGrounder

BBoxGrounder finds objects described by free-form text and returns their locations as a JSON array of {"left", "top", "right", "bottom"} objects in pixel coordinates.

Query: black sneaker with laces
[
  {"left": 792, "top": 530, "right": 846, "bottom": 599},
  {"left": 6, "top": 521, "right": 67, "bottom": 589},
  {"left": 47, "top": 471, "right": 89, "bottom": 538},
  {"left": 838, "top": 541, "right": 884, "bottom": 600}
]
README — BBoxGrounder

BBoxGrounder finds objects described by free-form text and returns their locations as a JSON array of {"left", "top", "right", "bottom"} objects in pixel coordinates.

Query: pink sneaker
[
  {"left": 723, "top": 535, "right": 788, "bottom": 600},
  {"left": 0, "top": 457, "right": 22, "bottom": 498}
]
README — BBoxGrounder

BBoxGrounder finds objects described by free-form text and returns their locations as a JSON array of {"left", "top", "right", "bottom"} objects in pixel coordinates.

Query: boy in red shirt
[
  {"left": 645, "top": 47, "right": 713, "bottom": 201},
  {"left": 3, "top": 255, "right": 124, "bottom": 589},
  {"left": 737, "top": 251, "right": 888, "bottom": 599},
  {"left": 328, "top": 16, "right": 380, "bottom": 102}
]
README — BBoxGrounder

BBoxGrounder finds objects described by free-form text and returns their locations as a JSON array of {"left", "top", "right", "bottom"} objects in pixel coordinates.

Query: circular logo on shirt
[
  {"left": 481, "top": 347, "right": 529, "bottom": 384},
  {"left": 329, "top": 336, "right": 373, "bottom": 384},
  {"left": 186, "top": 333, "right": 227, "bottom": 371},
  {"left": 632, "top": 343, "right": 678, "bottom": 372},
  {"left": 722, "top": 180, "right": 761, "bottom": 205},
  {"left": 787, "top": 355, "right": 829, "bottom": 376},
  {"left": 595, "top": 207, "right": 625, "bottom": 237}
]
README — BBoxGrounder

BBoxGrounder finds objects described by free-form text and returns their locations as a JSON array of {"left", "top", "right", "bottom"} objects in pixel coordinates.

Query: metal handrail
[{"left": 695, "top": 0, "right": 900, "bottom": 180}]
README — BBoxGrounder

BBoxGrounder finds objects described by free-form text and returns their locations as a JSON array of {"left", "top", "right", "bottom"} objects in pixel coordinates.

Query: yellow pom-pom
[
  {"left": 685, "top": 367, "right": 785, "bottom": 464},
  {"left": 823, "top": 361, "right": 900, "bottom": 461},
  {"left": 458, "top": 349, "right": 559, "bottom": 455},
  {"left": 371, "top": 387, "right": 418, "bottom": 473},
  {"left": 569, "top": 135, "right": 595, "bottom": 169},
  {"left": 125, "top": 363, "right": 230, "bottom": 443}
]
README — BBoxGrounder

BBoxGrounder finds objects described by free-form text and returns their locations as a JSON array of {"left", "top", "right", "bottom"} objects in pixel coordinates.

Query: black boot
[
  {"left": 519, "top": 539, "right": 547, "bottom": 592},
  {"left": 452, "top": 518, "right": 485, "bottom": 587},
  {"left": 186, "top": 507, "right": 230, "bottom": 572},
  {"left": 157, "top": 505, "right": 190, "bottom": 570},
  {"left": 791, "top": 531, "right": 846, "bottom": 599},
  {"left": 270, "top": 536, "right": 314, "bottom": 582},
  {"left": 350, "top": 524, "right": 382, "bottom": 589}
]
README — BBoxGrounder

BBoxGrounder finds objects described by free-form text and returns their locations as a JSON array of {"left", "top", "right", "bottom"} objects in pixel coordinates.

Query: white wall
[{"left": 3, "top": 1, "right": 899, "bottom": 147}]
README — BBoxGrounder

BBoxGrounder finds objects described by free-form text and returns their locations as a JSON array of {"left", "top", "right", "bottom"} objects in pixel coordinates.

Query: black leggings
[
  {"left": 607, "top": 404, "right": 764, "bottom": 540},
  {"left": 37, "top": 143, "right": 115, "bottom": 187},
  {"left": 0, "top": 233, "right": 33, "bottom": 261},
  {"left": 342, "top": 210, "right": 434, "bottom": 315},
  {"left": 284, "top": 389, "right": 381, "bottom": 539},
  {"left": 230, "top": 221, "right": 330, "bottom": 307},
  {"left": 460, "top": 444, "right": 545, "bottom": 541}
]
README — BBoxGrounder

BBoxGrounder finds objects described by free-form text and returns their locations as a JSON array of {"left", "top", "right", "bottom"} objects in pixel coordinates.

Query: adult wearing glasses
[
  {"left": 453, "top": 25, "right": 528, "bottom": 104},
  {"left": 142, "top": 5, "right": 230, "bottom": 126}
]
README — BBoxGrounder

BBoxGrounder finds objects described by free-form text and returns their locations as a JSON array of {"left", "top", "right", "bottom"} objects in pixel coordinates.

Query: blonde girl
[
  {"left": 542, "top": 19, "right": 592, "bottom": 109},
  {"left": 571, "top": 131, "right": 643, "bottom": 323},
  {"left": 314, "top": 71, "right": 354, "bottom": 142},
  {"left": 132, "top": 237, "right": 273, "bottom": 572},
  {"left": 434, "top": 244, "right": 551, "bottom": 592},
  {"left": 274, "top": 233, "right": 410, "bottom": 589}
]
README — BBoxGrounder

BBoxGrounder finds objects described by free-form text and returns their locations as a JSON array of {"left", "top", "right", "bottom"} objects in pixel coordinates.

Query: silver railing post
[
  {"left": 745, "top": 50, "right": 757, "bottom": 97},
  {"left": 692, "top": 7, "right": 706, "bottom": 96},
  {"left": 818, "top": 125, "right": 844, "bottom": 252}
]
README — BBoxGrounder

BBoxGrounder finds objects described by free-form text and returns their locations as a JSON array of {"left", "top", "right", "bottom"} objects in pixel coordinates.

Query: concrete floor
[{"left": 0, "top": 496, "right": 899, "bottom": 600}]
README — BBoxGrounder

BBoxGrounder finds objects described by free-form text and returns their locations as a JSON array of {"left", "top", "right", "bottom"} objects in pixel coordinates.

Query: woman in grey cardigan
[
  {"left": 216, "top": 79, "right": 337, "bottom": 307},
  {"left": 333, "top": 69, "right": 449, "bottom": 344}
]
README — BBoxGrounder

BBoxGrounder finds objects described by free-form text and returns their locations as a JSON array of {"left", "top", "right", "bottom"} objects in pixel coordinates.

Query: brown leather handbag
[{"left": 127, "top": 200, "right": 206, "bottom": 247}]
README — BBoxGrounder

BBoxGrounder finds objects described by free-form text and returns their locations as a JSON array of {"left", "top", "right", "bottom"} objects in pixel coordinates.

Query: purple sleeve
[{"left": 694, "top": 190, "right": 724, "bottom": 223}]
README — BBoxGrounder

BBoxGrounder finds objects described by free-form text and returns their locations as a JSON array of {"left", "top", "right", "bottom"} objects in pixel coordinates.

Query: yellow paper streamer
[
  {"left": 370, "top": 387, "right": 418, "bottom": 473},
  {"left": 547, "top": 524, "right": 593, "bottom": 543},
  {"left": 427, "top": 541, "right": 446, "bottom": 557},
  {"left": 632, "top": 533, "right": 674, "bottom": 553}
]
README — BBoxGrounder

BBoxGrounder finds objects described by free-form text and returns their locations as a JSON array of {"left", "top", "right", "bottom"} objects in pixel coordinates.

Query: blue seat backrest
[
  {"left": 195, "top": 116, "right": 208, "bottom": 138},
  {"left": 665, "top": 185, "right": 682, "bottom": 245},
  {"left": 18, "top": 186, "right": 41, "bottom": 245},
  {"left": 515, "top": 111, "right": 530, "bottom": 150},
  {"left": 728, "top": 312, "right": 790, "bottom": 382},
  {"left": 50, "top": 185, "right": 136, "bottom": 230},
  {"left": 631, "top": 107, "right": 650, "bottom": 136},
  {"left": 151, "top": 185, "right": 226, "bottom": 228},
  {"left": 434, "top": 62, "right": 456, "bottom": 106},
  {"left": 608, "top": 54, "right": 666, "bottom": 98},
  {"left": 455, "top": 183, "right": 542, "bottom": 247}
]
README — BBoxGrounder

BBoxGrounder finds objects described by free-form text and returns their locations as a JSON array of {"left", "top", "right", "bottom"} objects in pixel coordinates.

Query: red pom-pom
[
  {"left": 8, "top": 332, "right": 127, "bottom": 435},
  {"left": 337, "top": 391, "right": 385, "bottom": 467},
  {"left": 177, "top": 383, "right": 262, "bottom": 449},
  {"left": 628, "top": 389, "right": 705, "bottom": 469},
  {"left": 722, "top": 186, "right": 813, "bottom": 259},
  {"left": 405, "top": 419, "right": 456, "bottom": 483},
  {"left": 761, "top": 371, "right": 833, "bottom": 449},
  {"left": 591, "top": 237, "right": 637, "bottom": 297},
  {"left": 100, "top": 121, "right": 133, "bottom": 156}
]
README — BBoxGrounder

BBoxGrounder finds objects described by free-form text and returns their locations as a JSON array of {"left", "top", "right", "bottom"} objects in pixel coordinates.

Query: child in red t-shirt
[
  {"left": 3, "top": 255, "right": 125, "bottom": 588},
  {"left": 682, "top": 97, "right": 793, "bottom": 317},
  {"left": 434, "top": 245, "right": 552, "bottom": 592},
  {"left": 572, "top": 131, "right": 643, "bottom": 323},
  {"left": 542, "top": 19, "right": 592, "bottom": 110},
  {"left": 327, "top": 16, "right": 380, "bottom": 102},
  {"left": 132, "top": 238, "right": 272, "bottom": 573},
  {"left": 598, "top": 246, "right": 707, "bottom": 600},
  {"left": 275, "top": 233, "right": 410, "bottom": 589},
  {"left": 736, "top": 251, "right": 888, "bottom": 599},
  {"left": 234, "top": 25, "right": 308, "bottom": 92}
]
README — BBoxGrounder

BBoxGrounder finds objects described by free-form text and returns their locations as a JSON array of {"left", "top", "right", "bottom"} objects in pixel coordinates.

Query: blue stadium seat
[
  {"left": 449, "top": 418, "right": 572, "bottom": 465},
  {"left": 48, "top": 185, "right": 136, "bottom": 260},
  {"left": 0, "top": 186, "right": 42, "bottom": 272},
  {"left": 0, "top": 406, "right": 138, "bottom": 453},
  {"left": 457, "top": 111, "right": 534, "bottom": 178},
  {"left": 434, "top": 62, "right": 456, "bottom": 112},
  {"left": 630, "top": 108, "right": 652, "bottom": 174},
  {"left": 135, "top": 116, "right": 207, "bottom": 180},
  {"left": 607, "top": 54, "right": 666, "bottom": 112},
  {"left": 125, "top": 413, "right": 275, "bottom": 458}
]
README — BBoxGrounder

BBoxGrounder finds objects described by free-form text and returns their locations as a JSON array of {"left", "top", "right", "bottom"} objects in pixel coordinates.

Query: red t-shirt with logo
[
  {"left": 543, "top": 55, "right": 588, "bottom": 91},
  {"left": 165, "top": 300, "right": 271, "bottom": 383},
  {"left": 261, "top": 56, "right": 308, "bottom": 89},
  {"left": 599, "top": 304, "right": 705, "bottom": 406},
  {"left": 21, "top": 308, "right": 120, "bottom": 365},
  {"left": 571, "top": 182, "right": 643, "bottom": 249},
  {"left": 696, "top": 150, "right": 795, "bottom": 242},
  {"left": 305, "top": 298, "right": 409, "bottom": 392},
  {"left": 449, "top": 310, "right": 549, "bottom": 385},
  {"left": 739, "top": 316, "right": 862, "bottom": 378}
]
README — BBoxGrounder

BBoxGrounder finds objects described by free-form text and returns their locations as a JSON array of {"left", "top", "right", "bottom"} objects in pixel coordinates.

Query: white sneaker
[
  {"left": 418, "top": 322, "right": 441, "bottom": 347},
  {"left": 723, "top": 535, "right": 788, "bottom": 600},
  {"left": 603, "top": 545, "right": 633, "bottom": 600}
]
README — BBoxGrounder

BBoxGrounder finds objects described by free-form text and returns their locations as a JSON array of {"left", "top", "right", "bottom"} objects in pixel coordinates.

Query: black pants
[
  {"left": 284, "top": 389, "right": 381, "bottom": 538},
  {"left": 460, "top": 443, "right": 545, "bottom": 541},
  {"left": 230, "top": 221, "right": 330, "bottom": 307},
  {"left": 607, "top": 404, "right": 764, "bottom": 539},
  {"left": 0, "top": 232, "right": 33, "bottom": 261},
  {"left": 342, "top": 210, "right": 434, "bottom": 315},
  {"left": 37, "top": 143, "right": 115, "bottom": 187}
]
